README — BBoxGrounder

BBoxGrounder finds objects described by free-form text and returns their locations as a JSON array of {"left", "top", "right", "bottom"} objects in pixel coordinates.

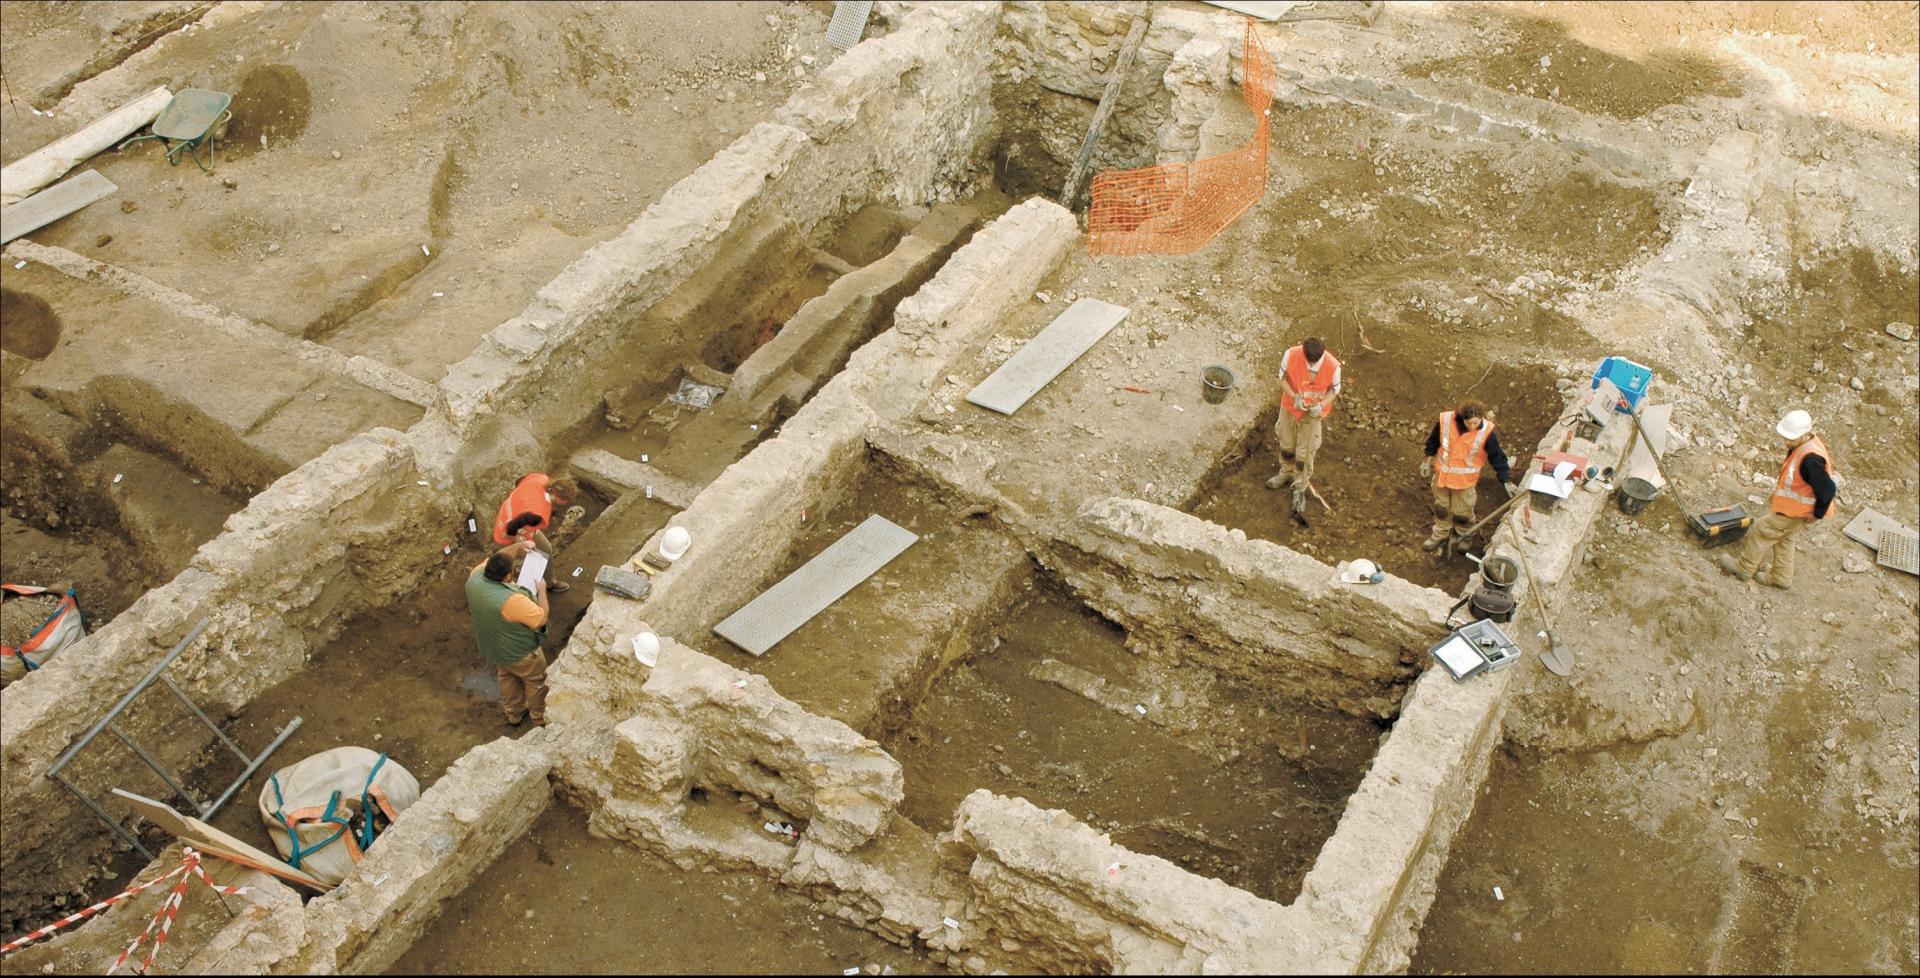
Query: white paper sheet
[
  {"left": 1431, "top": 634, "right": 1483, "bottom": 677},
  {"left": 516, "top": 550, "right": 548, "bottom": 592}
]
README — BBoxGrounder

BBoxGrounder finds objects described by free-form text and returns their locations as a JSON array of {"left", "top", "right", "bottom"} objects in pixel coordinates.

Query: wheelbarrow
[{"left": 117, "top": 89, "right": 231, "bottom": 172}]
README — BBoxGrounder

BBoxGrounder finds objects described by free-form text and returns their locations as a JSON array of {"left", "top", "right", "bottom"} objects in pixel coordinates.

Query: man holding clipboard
[{"left": 465, "top": 539, "right": 551, "bottom": 728}]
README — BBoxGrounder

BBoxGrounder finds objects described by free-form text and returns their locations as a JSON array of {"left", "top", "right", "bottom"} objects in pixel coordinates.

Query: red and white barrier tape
[
  {"left": 108, "top": 848, "right": 247, "bottom": 976},
  {"left": 0, "top": 847, "right": 247, "bottom": 975}
]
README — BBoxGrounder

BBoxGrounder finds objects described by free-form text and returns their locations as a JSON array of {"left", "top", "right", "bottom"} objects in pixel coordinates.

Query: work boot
[
  {"left": 1291, "top": 487, "right": 1307, "bottom": 514},
  {"left": 1266, "top": 471, "right": 1294, "bottom": 491},
  {"left": 1715, "top": 554, "right": 1751, "bottom": 582},
  {"left": 1421, "top": 529, "right": 1448, "bottom": 552},
  {"left": 1754, "top": 572, "right": 1788, "bottom": 590}
]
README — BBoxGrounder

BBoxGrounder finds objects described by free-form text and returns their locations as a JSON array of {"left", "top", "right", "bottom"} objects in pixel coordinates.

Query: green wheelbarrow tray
[{"left": 118, "top": 89, "right": 232, "bottom": 172}]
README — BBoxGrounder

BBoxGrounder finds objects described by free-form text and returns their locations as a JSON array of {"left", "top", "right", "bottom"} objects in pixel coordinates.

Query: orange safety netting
[{"left": 1087, "top": 19, "right": 1276, "bottom": 257}]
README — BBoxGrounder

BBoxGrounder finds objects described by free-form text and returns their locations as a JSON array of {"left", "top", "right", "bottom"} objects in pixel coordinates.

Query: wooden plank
[
  {"left": 1, "top": 170, "right": 118, "bottom": 244},
  {"left": 0, "top": 86, "right": 169, "bottom": 205},
  {"left": 1059, "top": 6, "right": 1150, "bottom": 208},
  {"left": 111, "top": 788, "right": 332, "bottom": 892},
  {"left": 966, "top": 298, "right": 1129, "bottom": 415},
  {"left": 714, "top": 514, "right": 918, "bottom": 656},
  {"left": 1200, "top": 0, "right": 1297, "bottom": 20}
]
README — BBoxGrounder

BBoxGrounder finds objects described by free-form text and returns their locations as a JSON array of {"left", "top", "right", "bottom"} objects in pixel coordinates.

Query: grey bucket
[
  {"left": 1616, "top": 476, "right": 1661, "bottom": 515},
  {"left": 1202, "top": 365, "right": 1236, "bottom": 404}
]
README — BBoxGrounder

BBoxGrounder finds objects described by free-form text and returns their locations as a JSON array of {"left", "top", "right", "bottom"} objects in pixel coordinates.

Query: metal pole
[
  {"left": 157, "top": 672, "right": 248, "bottom": 763},
  {"left": 207, "top": 717, "right": 302, "bottom": 815},
  {"left": 107, "top": 723, "right": 208, "bottom": 818},
  {"left": 45, "top": 619, "right": 209, "bottom": 779},
  {"left": 50, "top": 772, "right": 155, "bottom": 861}
]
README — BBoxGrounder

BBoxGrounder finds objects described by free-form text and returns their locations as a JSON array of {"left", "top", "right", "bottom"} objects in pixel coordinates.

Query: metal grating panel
[
  {"left": 715, "top": 514, "right": 918, "bottom": 656},
  {"left": 1842, "top": 507, "right": 1901, "bottom": 549},
  {"left": 965, "top": 298, "right": 1129, "bottom": 415},
  {"left": 826, "top": 1, "right": 874, "bottom": 50},
  {"left": 1877, "top": 527, "right": 1919, "bottom": 575}
]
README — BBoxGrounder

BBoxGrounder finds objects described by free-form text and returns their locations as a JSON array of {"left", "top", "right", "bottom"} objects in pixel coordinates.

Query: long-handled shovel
[{"left": 1509, "top": 543, "right": 1572, "bottom": 676}]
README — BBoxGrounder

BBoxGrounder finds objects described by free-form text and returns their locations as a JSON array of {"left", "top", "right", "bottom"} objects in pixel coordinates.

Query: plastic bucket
[
  {"left": 1202, "top": 365, "right": 1235, "bottom": 404},
  {"left": 1616, "top": 476, "right": 1661, "bottom": 514}
]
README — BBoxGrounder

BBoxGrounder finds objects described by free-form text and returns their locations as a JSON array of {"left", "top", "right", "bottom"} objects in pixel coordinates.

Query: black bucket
[
  {"left": 1616, "top": 476, "right": 1661, "bottom": 515},
  {"left": 1202, "top": 365, "right": 1235, "bottom": 404}
]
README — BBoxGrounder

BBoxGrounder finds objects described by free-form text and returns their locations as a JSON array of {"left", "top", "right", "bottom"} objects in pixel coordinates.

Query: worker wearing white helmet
[{"left": 1718, "top": 409, "right": 1839, "bottom": 589}]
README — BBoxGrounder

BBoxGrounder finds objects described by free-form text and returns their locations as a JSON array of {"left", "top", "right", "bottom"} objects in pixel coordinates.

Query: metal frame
[{"left": 45, "top": 619, "right": 302, "bottom": 860}]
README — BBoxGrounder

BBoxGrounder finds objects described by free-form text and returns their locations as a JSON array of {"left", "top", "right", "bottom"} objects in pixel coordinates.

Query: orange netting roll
[{"left": 1087, "top": 18, "right": 1277, "bottom": 257}]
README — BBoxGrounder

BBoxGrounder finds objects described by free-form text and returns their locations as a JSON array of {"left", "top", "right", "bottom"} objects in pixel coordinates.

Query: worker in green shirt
[{"left": 465, "top": 540, "right": 550, "bottom": 727}]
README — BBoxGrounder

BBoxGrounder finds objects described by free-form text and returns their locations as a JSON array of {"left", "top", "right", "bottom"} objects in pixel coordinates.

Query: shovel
[{"left": 1509, "top": 543, "right": 1572, "bottom": 676}]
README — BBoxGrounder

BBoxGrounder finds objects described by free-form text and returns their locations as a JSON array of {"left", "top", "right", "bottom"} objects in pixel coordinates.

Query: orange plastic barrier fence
[{"left": 1087, "top": 19, "right": 1276, "bottom": 257}]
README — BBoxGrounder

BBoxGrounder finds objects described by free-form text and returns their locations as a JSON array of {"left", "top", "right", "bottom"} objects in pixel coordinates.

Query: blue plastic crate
[{"left": 1591, "top": 357, "right": 1653, "bottom": 413}]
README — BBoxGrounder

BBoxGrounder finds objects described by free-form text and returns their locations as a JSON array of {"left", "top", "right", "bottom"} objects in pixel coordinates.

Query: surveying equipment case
[
  {"left": 1687, "top": 504, "right": 1753, "bottom": 547},
  {"left": 1428, "top": 618, "right": 1523, "bottom": 682}
]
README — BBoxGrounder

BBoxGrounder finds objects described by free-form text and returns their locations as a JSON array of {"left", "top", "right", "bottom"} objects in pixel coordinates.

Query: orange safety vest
[
  {"left": 1771, "top": 436, "right": 1835, "bottom": 520},
  {"left": 1281, "top": 345, "right": 1341, "bottom": 419},
  {"left": 1434, "top": 411, "right": 1494, "bottom": 490},
  {"left": 493, "top": 473, "right": 554, "bottom": 546}
]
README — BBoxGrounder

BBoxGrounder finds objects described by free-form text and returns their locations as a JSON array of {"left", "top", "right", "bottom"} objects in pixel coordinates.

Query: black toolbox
[{"left": 1687, "top": 504, "right": 1753, "bottom": 547}]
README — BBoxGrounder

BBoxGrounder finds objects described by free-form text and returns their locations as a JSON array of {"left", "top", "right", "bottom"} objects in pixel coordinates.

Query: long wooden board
[
  {"left": 1, "top": 169, "right": 117, "bottom": 244},
  {"left": 111, "top": 787, "right": 332, "bottom": 892}
]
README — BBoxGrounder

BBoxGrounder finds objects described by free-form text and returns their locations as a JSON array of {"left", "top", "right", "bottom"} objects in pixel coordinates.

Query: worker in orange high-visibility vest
[
  {"left": 1265, "top": 336, "right": 1341, "bottom": 515},
  {"left": 1718, "top": 410, "right": 1839, "bottom": 589},
  {"left": 1420, "top": 400, "right": 1518, "bottom": 552},
  {"left": 492, "top": 473, "right": 581, "bottom": 592}
]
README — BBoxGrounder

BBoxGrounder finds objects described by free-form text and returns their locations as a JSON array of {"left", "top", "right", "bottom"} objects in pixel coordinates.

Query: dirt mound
[
  {"left": 224, "top": 64, "right": 312, "bottom": 158},
  {"left": 0, "top": 289, "right": 61, "bottom": 359},
  {"left": 1406, "top": 13, "right": 1744, "bottom": 119}
]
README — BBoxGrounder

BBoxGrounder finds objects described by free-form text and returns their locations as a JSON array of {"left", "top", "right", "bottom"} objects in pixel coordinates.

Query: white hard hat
[
  {"left": 1337, "top": 558, "right": 1380, "bottom": 584},
  {"left": 631, "top": 630, "right": 660, "bottom": 667},
  {"left": 658, "top": 525, "right": 692, "bottom": 561},
  {"left": 1775, "top": 409, "right": 1812, "bottom": 439}
]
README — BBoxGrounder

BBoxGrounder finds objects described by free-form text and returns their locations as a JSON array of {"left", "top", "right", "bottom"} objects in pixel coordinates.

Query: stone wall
[
  {"left": 992, "top": 3, "right": 1243, "bottom": 193},
  {"left": 1047, "top": 497, "right": 1455, "bottom": 719},
  {"left": 428, "top": 2, "right": 1007, "bottom": 504},
  {"left": 946, "top": 790, "right": 1312, "bottom": 974},
  {"left": 0, "top": 428, "right": 455, "bottom": 927},
  {"left": 544, "top": 198, "right": 1078, "bottom": 733}
]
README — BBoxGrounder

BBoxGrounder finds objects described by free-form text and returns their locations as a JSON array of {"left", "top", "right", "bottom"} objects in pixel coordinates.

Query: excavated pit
[{"left": 887, "top": 583, "right": 1385, "bottom": 906}]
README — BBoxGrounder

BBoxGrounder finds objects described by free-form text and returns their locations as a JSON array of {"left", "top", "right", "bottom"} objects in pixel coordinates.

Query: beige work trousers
[
  {"left": 498, "top": 648, "right": 549, "bottom": 724},
  {"left": 1432, "top": 483, "right": 1477, "bottom": 539},
  {"left": 1736, "top": 511, "right": 1809, "bottom": 587},
  {"left": 1274, "top": 411, "right": 1325, "bottom": 487}
]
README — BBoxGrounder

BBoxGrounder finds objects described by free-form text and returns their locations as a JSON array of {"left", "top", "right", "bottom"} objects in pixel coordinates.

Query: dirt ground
[
  {"left": 3, "top": 0, "right": 1915, "bottom": 971},
  {"left": 393, "top": 804, "right": 937, "bottom": 976},
  {"left": 2, "top": 1, "right": 833, "bottom": 382}
]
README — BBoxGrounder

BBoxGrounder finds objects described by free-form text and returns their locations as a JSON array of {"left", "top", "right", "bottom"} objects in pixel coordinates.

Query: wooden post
[{"left": 1058, "top": 6, "right": 1151, "bottom": 210}]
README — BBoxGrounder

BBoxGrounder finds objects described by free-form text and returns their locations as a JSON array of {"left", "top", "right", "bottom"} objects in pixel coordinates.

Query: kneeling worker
[
  {"left": 1421, "top": 400, "right": 1518, "bottom": 552},
  {"left": 466, "top": 541, "right": 550, "bottom": 728},
  {"left": 1718, "top": 409, "right": 1837, "bottom": 589},
  {"left": 493, "top": 472, "right": 579, "bottom": 592}
]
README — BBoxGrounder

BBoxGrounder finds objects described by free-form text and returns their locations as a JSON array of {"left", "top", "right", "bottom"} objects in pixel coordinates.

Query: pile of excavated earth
[{"left": 1, "top": 1, "right": 1913, "bottom": 974}]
